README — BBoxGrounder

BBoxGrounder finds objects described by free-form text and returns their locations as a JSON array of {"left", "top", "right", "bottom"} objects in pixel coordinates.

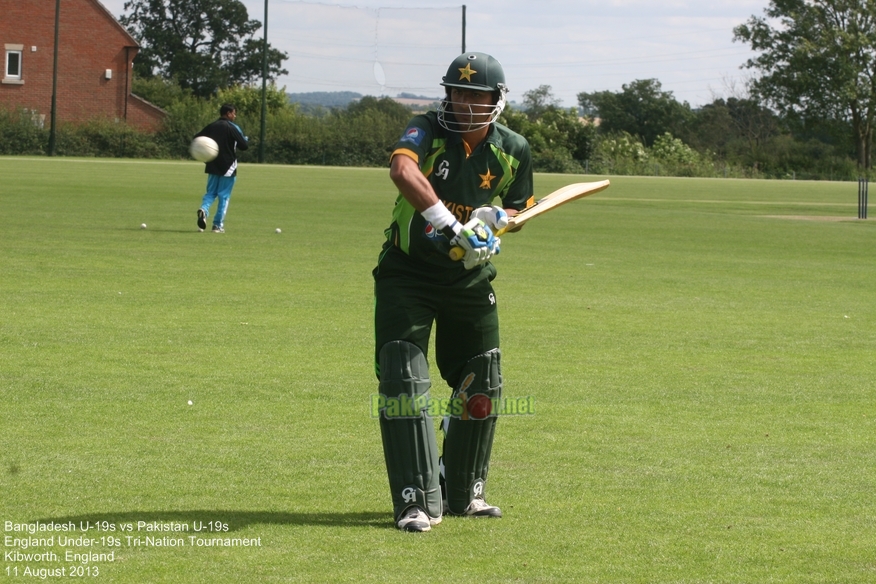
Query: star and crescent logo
[
  {"left": 479, "top": 168, "right": 496, "bottom": 189},
  {"left": 458, "top": 63, "right": 477, "bottom": 82}
]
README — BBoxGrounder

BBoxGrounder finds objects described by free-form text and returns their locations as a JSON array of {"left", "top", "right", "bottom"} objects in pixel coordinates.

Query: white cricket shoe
[
  {"left": 396, "top": 507, "right": 442, "bottom": 532},
  {"left": 453, "top": 498, "right": 503, "bottom": 518}
]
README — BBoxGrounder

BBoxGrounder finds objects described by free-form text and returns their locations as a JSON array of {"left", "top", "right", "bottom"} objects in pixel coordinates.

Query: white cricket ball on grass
[
  {"left": 275, "top": 228, "right": 282, "bottom": 234},
  {"left": 141, "top": 223, "right": 147, "bottom": 229}
]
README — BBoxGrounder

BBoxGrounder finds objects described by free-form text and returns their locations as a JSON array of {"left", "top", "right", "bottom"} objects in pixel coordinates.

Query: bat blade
[
  {"left": 503, "top": 180, "right": 610, "bottom": 231},
  {"left": 449, "top": 179, "right": 610, "bottom": 261}
]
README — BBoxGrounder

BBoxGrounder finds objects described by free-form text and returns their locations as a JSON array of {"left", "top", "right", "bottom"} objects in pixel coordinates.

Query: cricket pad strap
[
  {"left": 377, "top": 341, "right": 442, "bottom": 522},
  {"left": 442, "top": 348, "right": 502, "bottom": 514}
]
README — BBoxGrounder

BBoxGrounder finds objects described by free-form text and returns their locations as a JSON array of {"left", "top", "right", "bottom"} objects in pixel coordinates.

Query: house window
[
  {"left": 6, "top": 51, "right": 21, "bottom": 77},
  {"left": 4, "top": 44, "right": 24, "bottom": 84}
]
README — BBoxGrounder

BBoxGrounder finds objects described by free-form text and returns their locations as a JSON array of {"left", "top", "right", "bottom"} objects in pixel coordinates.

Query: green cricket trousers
[{"left": 373, "top": 247, "right": 500, "bottom": 388}]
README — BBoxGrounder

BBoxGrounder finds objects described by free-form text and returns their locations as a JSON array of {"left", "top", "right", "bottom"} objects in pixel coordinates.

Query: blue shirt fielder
[{"left": 195, "top": 104, "right": 249, "bottom": 233}]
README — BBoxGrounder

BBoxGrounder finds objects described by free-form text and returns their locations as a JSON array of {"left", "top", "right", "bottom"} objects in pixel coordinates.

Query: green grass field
[{"left": 1, "top": 157, "right": 874, "bottom": 583}]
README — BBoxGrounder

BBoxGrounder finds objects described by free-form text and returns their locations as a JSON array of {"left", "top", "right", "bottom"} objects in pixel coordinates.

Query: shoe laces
[
  {"left": 467, "top": 499, "right": 493, "bottom": 513},
  {"left": 402, "top": 507, "right": 428, "bottom": 521}
]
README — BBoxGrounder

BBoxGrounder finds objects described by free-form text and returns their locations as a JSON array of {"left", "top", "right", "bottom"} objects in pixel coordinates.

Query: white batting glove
[
  {"left": 449, "top": 218, "right": 501, "bottom": 270},
  {"left": 471, "top": 205, "right": 509, "bottom": 232}
]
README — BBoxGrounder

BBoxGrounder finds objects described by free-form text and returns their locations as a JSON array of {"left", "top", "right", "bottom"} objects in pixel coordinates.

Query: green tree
[
  {"left": 345, "top": 96, "right": 413, "bottom": 123},
  {"left": 734, "top": 0, "right": 876, "bottom": 169},
  {"left": 578, "top": 79, "right": 693, "bottom": 146},
  {"left": 120, "top": 0, "right": 288, "bottom": 98},
  {"left": 521, "top": 84, "right": 562, "bottom": 120},
  {"left": 688, "top": 100, "right": 736, "bottom": 158},
  {"left": 689, "top": 98, "right": 781, "bottom": 162},
  {"left": 130, "top": 76, "right": 193, "bottom": 110},
  {"left": 501, "top": 86, "right": 595, "bottom": 172},
  {"left": 327, "top": 97, "right": 413, "bottom": 166},
  {"left": 217, "top": 84, "right": 292, "bottom": 118}
]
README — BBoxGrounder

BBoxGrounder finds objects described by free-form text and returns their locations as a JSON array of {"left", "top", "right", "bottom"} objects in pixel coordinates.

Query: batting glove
[
  {"left": 449, "top": 218, "right": 500, "bottom": 269},
  {"left": 471, "top": 205, "right": 509, "bottom": 232}
]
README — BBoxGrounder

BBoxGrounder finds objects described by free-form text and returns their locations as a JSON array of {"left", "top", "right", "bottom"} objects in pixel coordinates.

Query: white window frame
[{"left": 3, "top": 44, "right": 24, "bottom": 84}]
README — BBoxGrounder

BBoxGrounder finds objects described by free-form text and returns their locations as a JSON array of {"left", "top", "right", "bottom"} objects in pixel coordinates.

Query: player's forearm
[
  {"left": 390, "top": 155, "right": 465, "bottom": 239},
  {"left": 389, "top": 155, "right": 441, "bottom": 212}
]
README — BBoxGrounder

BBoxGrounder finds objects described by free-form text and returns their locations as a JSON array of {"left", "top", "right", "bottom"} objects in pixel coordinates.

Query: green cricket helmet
[
  {"left": 438, "top": 52, "right": 508, "bottom": 133},
  {"left": 441, "top": 52, "right": 507, "bottom": 93}
]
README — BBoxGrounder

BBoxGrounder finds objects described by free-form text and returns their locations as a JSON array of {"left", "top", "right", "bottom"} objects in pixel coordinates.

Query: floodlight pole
[
  {"left": 48, "top": 0, "right": 61, "bottom": 156},
  {"left": 461, "top": 5, "right": 466, "bottom": 53},
  {"left": 258, "top": 0, "right": 268, "bottom": 163}
]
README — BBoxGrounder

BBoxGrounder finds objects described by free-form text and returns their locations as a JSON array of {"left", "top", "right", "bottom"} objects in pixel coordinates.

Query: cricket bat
[{"left": 449, "top": 179, "right": 610, "bottom": 260}]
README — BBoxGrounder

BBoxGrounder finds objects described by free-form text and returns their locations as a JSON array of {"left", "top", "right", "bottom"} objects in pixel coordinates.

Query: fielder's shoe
[
  {"left": 211, "top": 225, "right": 224, "bottom": 233},
  {"left": 396, "top": 507, "right": 442, "bottom": 532},
  {"left": 197, "top": 209, "right": 207, "bottom": 231},
  {"left": 446, "top": 498, "right": 502, "bottom": 518}
]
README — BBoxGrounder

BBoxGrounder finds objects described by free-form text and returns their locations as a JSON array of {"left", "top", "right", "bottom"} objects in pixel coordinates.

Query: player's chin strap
[
  {"left": 440, "top": 348, "right": 502, "bottom": 514},
  {"left": 376, "top": 341, "right": 443, "bottom": 522}
]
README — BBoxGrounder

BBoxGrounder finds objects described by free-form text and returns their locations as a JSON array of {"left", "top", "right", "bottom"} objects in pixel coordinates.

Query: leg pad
[
  {"left": 441, "top": 349, "right": 502, "bottom": 514},
  {"left": 377, "top": 341, "right": 442, "bottom": 521}
]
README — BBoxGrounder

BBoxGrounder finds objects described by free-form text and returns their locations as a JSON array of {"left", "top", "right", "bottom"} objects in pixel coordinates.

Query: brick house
[{"left": 0, "top": 0, "right": 165, "bottom": 131}]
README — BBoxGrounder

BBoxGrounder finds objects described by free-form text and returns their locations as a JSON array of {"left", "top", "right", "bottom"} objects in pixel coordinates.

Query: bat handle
[{"left": 448, "top": 226, "right": 507, "bottom": 261}]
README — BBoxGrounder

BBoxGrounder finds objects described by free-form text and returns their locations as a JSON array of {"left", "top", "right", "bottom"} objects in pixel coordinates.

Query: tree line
[
  {"left": 0, "top": 78, "right": 856, "bottom": 181},
  {"left": 2, "top": 0, "right": 874, "bottom": 180}
]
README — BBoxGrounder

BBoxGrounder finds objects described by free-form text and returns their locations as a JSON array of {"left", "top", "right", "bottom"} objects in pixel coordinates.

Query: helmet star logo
[
  {"left": 458, "top": 63, "right": 477, "bottom": 82},
  {"left": 479, "top": 169, "right": 496, "bottom": 189}
]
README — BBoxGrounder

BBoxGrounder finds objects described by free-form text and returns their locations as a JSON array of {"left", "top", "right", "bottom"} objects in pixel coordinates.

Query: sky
[{"left": 98, "top": 0, "right": 772, "bottom": 109}]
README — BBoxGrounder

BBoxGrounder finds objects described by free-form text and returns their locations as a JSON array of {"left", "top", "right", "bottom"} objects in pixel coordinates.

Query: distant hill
[
  {"left": 397, "top": 93, "right": 441, "bottom": 101},
  {"left": 287, "top": 91, "right": 441, "bottom": 114},
  {"left": 287, "top": 91, "right": 362, "bottom": 107}
]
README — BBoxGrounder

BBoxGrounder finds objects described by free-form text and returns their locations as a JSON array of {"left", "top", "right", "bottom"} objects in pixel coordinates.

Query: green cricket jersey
[{"left": 381, "top": 111, "right": 534, "bottom": 271}]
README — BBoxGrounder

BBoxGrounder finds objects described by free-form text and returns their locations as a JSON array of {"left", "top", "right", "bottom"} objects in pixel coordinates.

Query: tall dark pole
[
  {"left": 461, "top": 5, "right": 466, "bottom": 53},
  {"left": 258, "top": 0, "right": 268, "bottom": 163},
  {"left": 48, "top": 0, "right": 61, "bottom": 156}
]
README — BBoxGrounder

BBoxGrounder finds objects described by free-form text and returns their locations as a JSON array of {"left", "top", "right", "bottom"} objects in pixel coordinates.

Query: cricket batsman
[{"left": 372, "top": 52, "right": 534, "bottom": 532}]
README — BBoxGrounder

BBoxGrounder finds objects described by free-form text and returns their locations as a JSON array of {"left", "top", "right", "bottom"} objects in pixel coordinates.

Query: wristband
[
  {"left": 421, "top": 201, "right": 456, "bottom": 230},
  {"left": 421, "top": 201, "right": 462, "bottom": 240}
]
